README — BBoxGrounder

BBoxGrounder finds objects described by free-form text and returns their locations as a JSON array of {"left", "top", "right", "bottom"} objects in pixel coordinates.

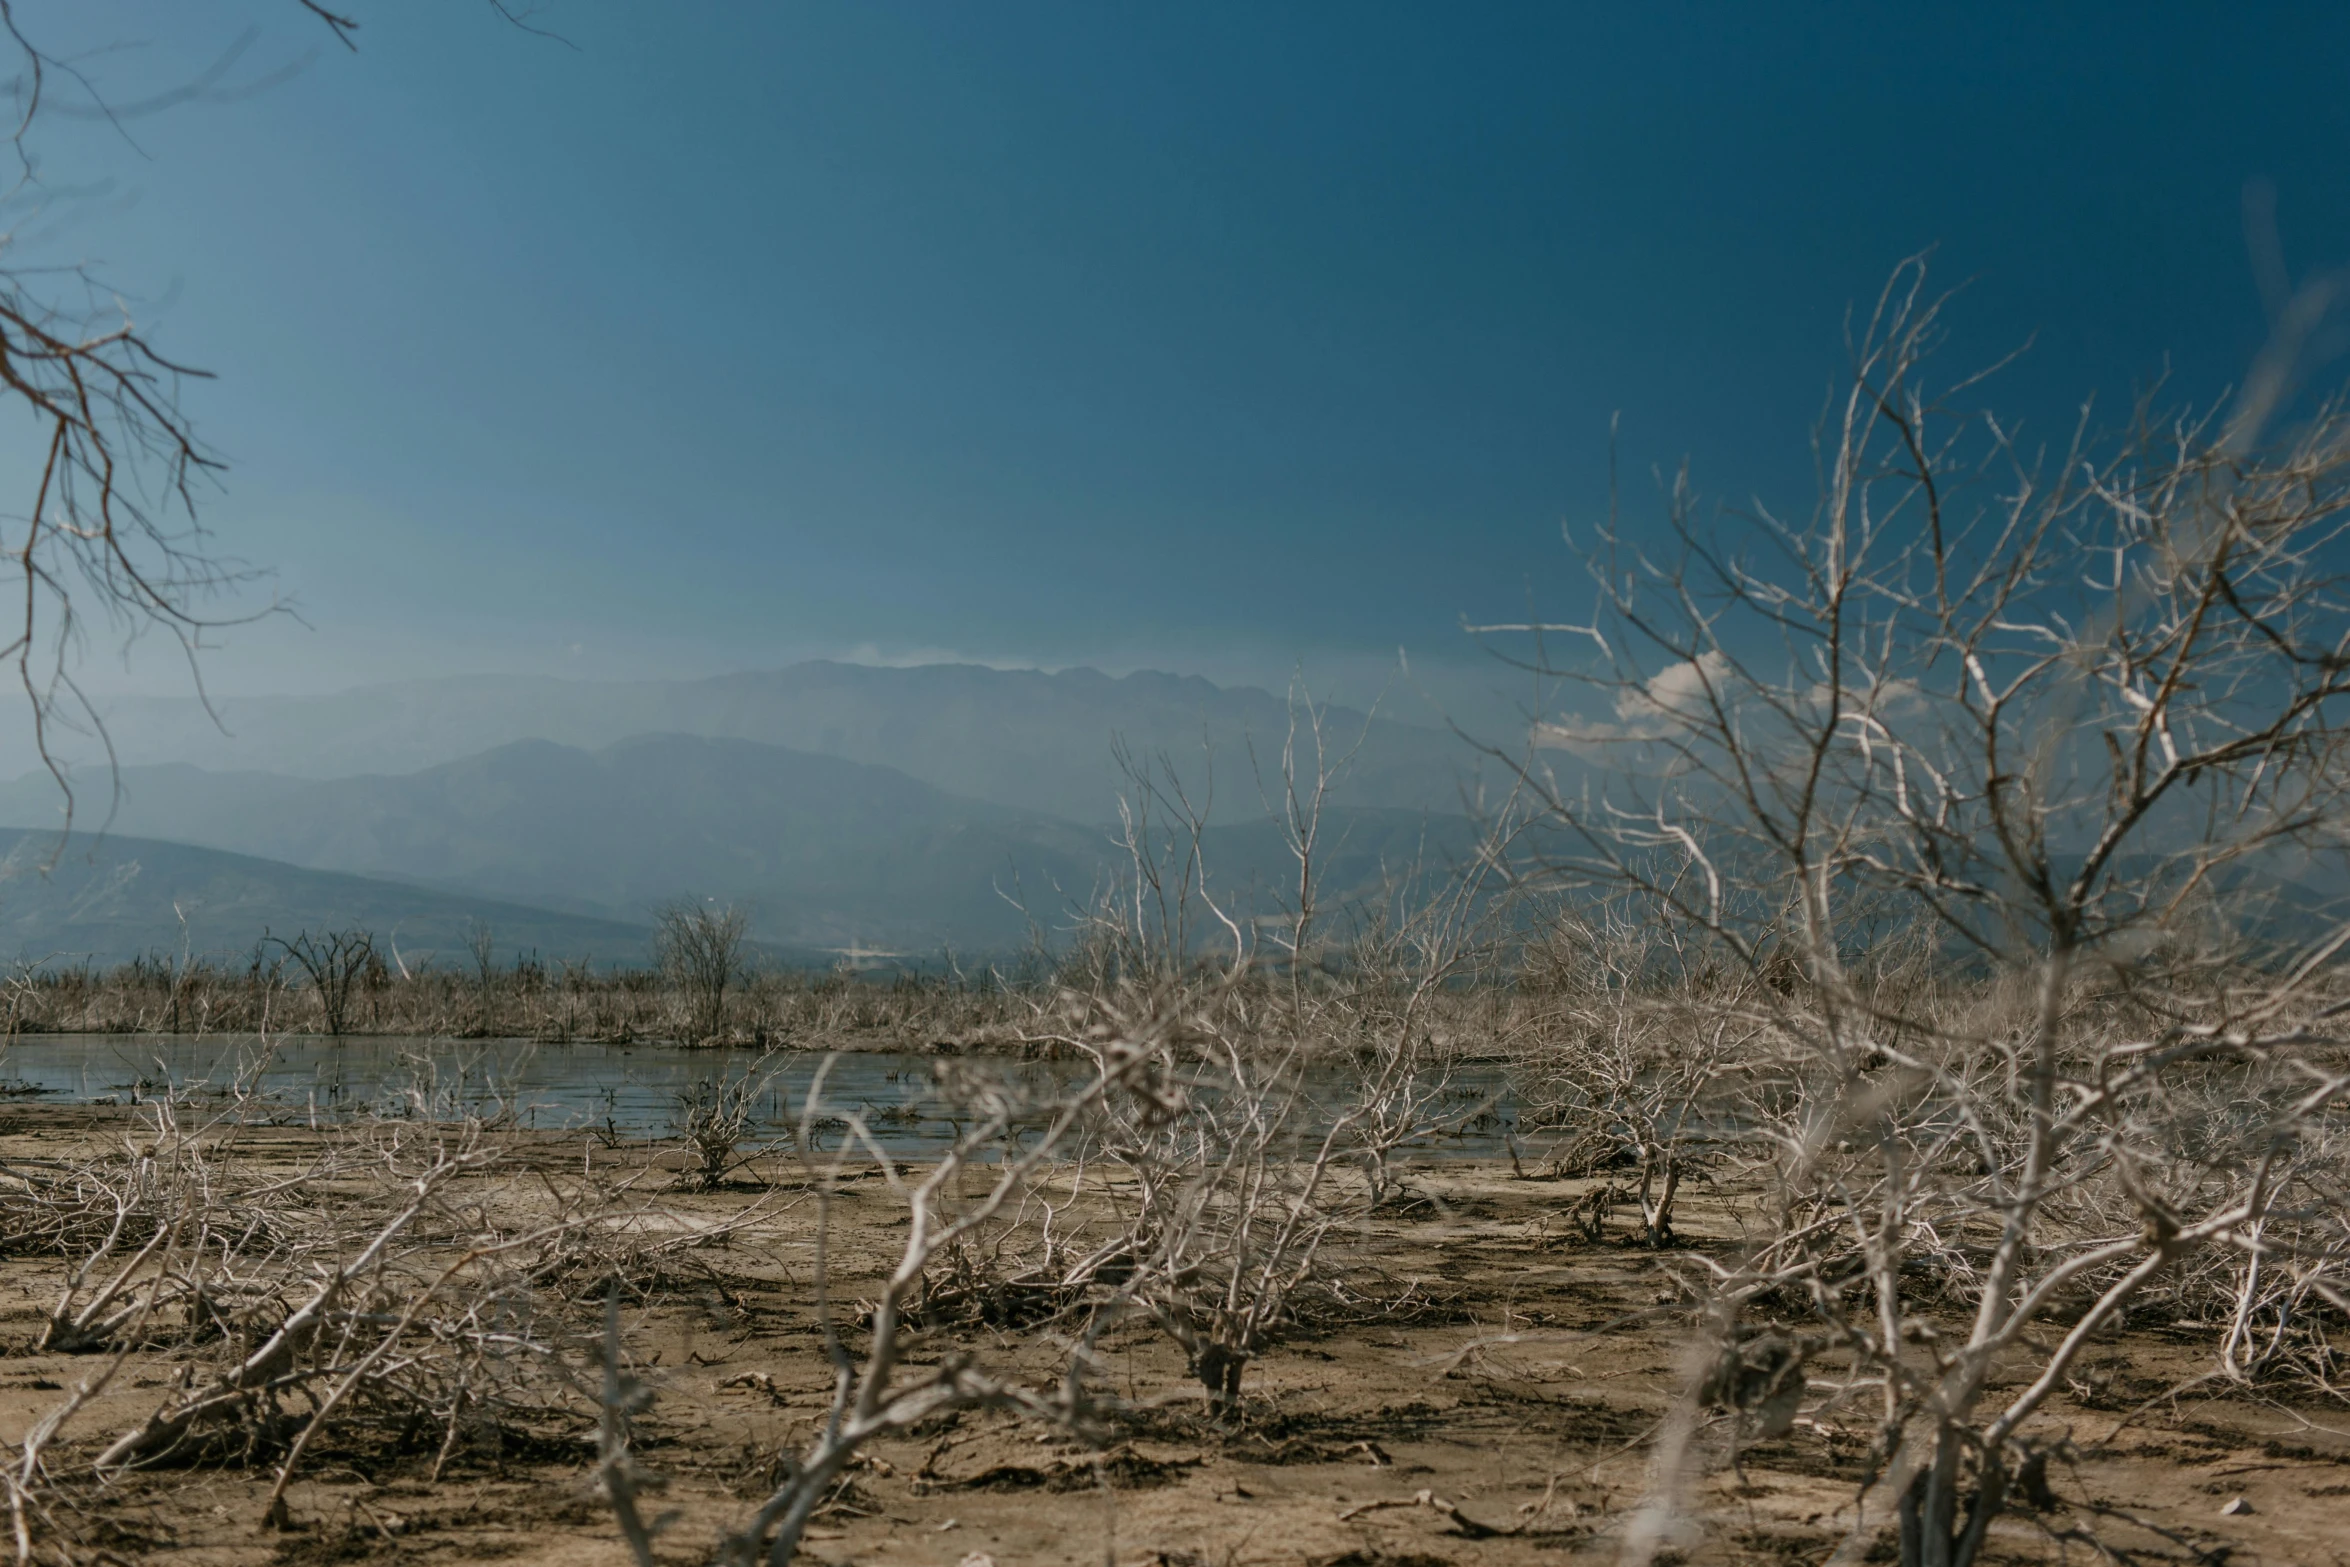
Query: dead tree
[
  {"left": 0, "top": 3, "right": 553, "bottom": 824},
  {"left": 265, "top": 927, "right": 376, "bottom": 1037},
  {"left": 1487, "top": 259, "right": 2350, "bottom": 1567},
  {"left": 654, "top": 899, "right": 749, "bottom": 1042}
]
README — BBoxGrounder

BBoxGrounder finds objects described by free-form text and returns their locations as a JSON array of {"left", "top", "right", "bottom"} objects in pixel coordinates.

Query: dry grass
[{"left": 1, "top": 954, "right": 1056, "bottom": 1049}]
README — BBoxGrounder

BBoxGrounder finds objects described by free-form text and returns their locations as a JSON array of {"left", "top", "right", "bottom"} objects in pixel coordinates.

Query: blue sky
[{"left": 13, "top": 1, "right": 2350, "bottom": 723}]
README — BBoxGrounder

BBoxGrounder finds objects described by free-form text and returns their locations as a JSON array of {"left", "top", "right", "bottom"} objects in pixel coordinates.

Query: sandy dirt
[{"left": 3, "top": 1105, "right": 2346, "bottom": 1567}]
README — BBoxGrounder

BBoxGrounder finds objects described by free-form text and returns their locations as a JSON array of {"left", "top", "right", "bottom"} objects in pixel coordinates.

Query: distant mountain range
[
  {"left": 0, "top": 828, "right": 661, "bottom": 969},
  {"left": 0, "top": 661, "right": 1495, "bottom": 825},
  {"left": 0, "top": 731, "right": 1492, "bottom": 958}
]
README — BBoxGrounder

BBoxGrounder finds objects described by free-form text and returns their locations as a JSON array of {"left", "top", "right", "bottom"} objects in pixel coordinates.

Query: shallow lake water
[{"left": 0, "top": 1034, "right": 1518, "bottom": 1157}]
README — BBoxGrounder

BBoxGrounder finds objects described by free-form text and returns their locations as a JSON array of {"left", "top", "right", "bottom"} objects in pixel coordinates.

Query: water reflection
[{"left": 0, "top": 1033, "right": 1518, "bottom": 1157}]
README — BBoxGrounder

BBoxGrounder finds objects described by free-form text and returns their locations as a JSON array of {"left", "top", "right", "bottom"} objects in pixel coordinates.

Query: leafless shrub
[
  {"left": 0, "top": 1052, "right": 774, "bottom": 1563},
  {"left": 1096, "top": 1020, "right": 1361, "bottom": 1416},
  {"left": 1008, "top": 685, "right": 1520, "bottom": 1418},
  {"left": 464, "top": 918, "right": 502, "bottom": 1034},
  {"left": 655, "top": 899, "right": 750, "bottom": 1043},
  {"left": 911, "top": 1135, "right": 1129, "bottom": 1332},
  {"left": 264, "top": 927, "right": 377, "bottom": 1037},
  {"left": 1485, "top": 259, "right": 2350, "bottom": 1566},
  {"left": 929, "top": 963, "right": 1487, "bottom": 1425},
  {"left": 1251, "top": 674, "right": 1378, "bottom": 991},
  {"left": 648, "top": 1016, "right": 1177, "bottom": 1567},
  {"left": 1513, "top": 908, "right": 1764, "bottom": 1245},
  {"left": 673, "top": 1052, "right": 781, "bottom": 1190}
]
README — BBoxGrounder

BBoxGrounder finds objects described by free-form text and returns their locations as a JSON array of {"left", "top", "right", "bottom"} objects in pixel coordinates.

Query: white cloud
[
  {"left": 1533, "top": 652, "right": 1731, "bottom": 750},
  {"left": 831, "top": 642, "right": 1062, "bottom": 673}
]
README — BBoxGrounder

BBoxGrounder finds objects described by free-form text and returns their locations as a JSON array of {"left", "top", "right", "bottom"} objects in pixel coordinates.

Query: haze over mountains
[
  {"left": 0, "top": 829, "right": 659, "bottom": 968},
  {"left": 0, "top": 663, "right": 1498, "bottom": 963},
  {"left": 0, "top": 662, "right": 1484, "bottom": 823}
]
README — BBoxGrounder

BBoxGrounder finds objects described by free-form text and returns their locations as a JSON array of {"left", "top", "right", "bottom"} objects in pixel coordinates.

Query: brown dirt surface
[{"left": 4, "top": 1107, "right": 2347, "bottom": 1566}]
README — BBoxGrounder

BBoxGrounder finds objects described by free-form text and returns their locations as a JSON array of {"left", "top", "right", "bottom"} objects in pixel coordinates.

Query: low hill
[
  {"left": 0, "top": 829, "right": 661, "bottom": 969},
  {"left": 0, "top": 737, "right": 1108, "bottom": 954}
]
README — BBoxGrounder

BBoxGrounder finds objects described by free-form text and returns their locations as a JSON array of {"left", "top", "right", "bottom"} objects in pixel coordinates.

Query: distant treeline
[
  {"left": 0, "top": 924, "right": 1043, "bottom": 1046},
  {"left": 0, "top": 871, "right": 1543, "bottom": 1046}
]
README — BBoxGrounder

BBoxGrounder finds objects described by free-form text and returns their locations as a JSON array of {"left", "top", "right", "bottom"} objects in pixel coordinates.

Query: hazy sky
[{"left": 13, "top": 1, "right": 2350, "bottom": 718}]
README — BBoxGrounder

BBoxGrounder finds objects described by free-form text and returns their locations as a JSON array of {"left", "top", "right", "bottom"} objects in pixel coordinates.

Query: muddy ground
[{"left": 3, "top": 1105, "right": 2347, "bottom": 1567}]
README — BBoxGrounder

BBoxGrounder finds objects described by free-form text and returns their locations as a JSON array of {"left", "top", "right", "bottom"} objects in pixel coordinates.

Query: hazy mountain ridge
[
  {"left": 0, "top": 736, "right": 1110, "bottom": 953},
  {"left": 0, "top": 733, "right": 1493, "bottom": 957},
  {"left": 0, "top": 661, "right": 1482, "bottom": 824},
  {"left": 0, "top": 829, "right": 662, "bottom": 968},
  {"left": 0, "top": 662, "right": 1504, "bottom": 956}
]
